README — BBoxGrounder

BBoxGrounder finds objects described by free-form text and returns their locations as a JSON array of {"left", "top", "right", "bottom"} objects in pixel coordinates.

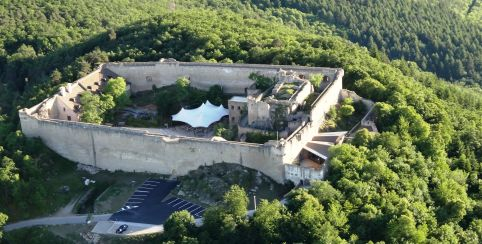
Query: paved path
[{"left": 3, "top": 214, "right": 112, "bottom": 232}]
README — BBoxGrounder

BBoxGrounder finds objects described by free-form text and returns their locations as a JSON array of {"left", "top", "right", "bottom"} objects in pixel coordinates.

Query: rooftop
[{"left": 229, "top": 96, "right": 248, "bottom": 103}]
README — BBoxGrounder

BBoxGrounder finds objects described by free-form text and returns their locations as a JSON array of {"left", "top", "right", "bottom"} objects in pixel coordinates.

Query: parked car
[{"left": 116, "top": 224, "right": 128, "bottom": 234}]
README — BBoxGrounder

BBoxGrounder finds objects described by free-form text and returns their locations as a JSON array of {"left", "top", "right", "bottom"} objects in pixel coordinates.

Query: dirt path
[{"left": 53, "top": 195, "right": 81, "bottom": 217}]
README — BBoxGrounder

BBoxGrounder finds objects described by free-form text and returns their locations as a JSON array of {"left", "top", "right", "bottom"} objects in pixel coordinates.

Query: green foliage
[
  {"left": 222, "top": 185, "right": 249, "bottom": 221},
  {"left": 0, "top": 212, "right": 7, "bottom": 239},
  {"left": 309, "top": 73, "right": 323, "bottom": 89},
  {"left": 199, "top": 185, "right": 249, "bottom": 242},
  {"left": 164, "top": 210, "right": 196, "bottom": 242},
  {"left": 351, "top": 128, "right": 373, "bottom": 147},
  {"left": 354, "top": 77, "right": 387, "bottom": 101},
  {"left": 323, "top": 98, "right": 364, "bottom": 131},
  {"left": 244, "top": 0, "right": 482, "bottom": 84},
  {"left": 79, "top": 92, "right": 115, "bottom": 124},
  {"left": 207, "top": 85, "right": 224, "bottom": 106},
  {"left": 104, "top": 77, "right": 130, "bottom": 108},
  {"left": 252, "top": 200, "right": 289, "bottom": 243},
  {"left": 245, "top": 132, "right": 276, "bottom": 144},
  {"left": 176, "top": 77, "right": 191, "bottom": 89},
  {"left": 213, "top": 123, "right": 236, "bottom": 141},
  {"left": 339, "top": 104, "right": 355, "bottom": 117},
  {"left": 50, "top": 69, "right": 62, "bottom": 84},
  {"left": 0, "top": 1, "right": 481, "bottom": 243},
  {"left": 249, "top": 73, "right": 275, "bottom": 91},
  {"left": 302, "top": 93, "right": 319, "bottom": 111},
  {"left": 4, "top": 226, "right": 72, "bottom": 244},
  {"left": 0, "top": 156, "right": 20, "bottom": 184},
  {"left": 386, "top": 214, "right": 427, "bottom": 243}
]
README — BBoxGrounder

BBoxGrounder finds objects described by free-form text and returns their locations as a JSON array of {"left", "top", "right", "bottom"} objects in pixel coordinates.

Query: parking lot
[
  {"left": 109, "top": 178, "right": 205, "bottom": 225},
  {"left": 165, "top": 197, "right": 205, "bottom": 218}
]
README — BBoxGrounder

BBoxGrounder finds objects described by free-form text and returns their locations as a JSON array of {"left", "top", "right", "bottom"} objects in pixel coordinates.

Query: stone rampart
[
  {"left": 104, "top": 61, "right": 337, "bottom": 94},
  {"left": 280, "top": 69, "right": 343, "bottom": 163},
  {"left": 19, "top": 110, "right": 286, "bottom": 182}
]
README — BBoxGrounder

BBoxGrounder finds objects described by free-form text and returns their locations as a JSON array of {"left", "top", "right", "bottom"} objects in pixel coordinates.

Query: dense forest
[
  {"left": 0, "top": 0, "right": 482, "bottom": 243},
  {"left": 239, "top": 0, "right": 482, "bottom": 85}
]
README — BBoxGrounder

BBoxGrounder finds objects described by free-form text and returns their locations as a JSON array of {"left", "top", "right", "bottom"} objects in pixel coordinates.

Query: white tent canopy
[{"left": 171, "top": 101, "right": 228, "bottom": 127}]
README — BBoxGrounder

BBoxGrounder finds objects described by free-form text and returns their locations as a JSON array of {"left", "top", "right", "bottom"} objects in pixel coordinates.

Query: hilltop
[{"left": 0, "top": 1, "right": 481, "bottom": 243}]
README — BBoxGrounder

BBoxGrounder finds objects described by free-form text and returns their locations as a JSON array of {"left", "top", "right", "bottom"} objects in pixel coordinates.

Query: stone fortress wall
[{"left": 19, "top": 60, "right": 343, "bottom": 183}]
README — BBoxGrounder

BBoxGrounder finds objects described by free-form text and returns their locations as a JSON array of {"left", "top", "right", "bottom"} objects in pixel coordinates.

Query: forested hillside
[
  {"left": 242, "top": 0, "right": 482, "bottom": 85},
  {"left": 450, "top": 0, "right": 482, "bottom": 25},
  {"left": 0, "top": 1, "right": 482, "bottom": 243}
]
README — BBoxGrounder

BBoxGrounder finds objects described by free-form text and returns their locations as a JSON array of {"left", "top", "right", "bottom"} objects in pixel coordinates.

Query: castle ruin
[{"left": 19, "top": 60, "right": 344, "bottom": 183}]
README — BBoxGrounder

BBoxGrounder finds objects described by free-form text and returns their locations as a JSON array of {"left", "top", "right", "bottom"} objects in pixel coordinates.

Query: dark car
[{"left": 116, "top": 224, "right": 128, "bottom": 234}]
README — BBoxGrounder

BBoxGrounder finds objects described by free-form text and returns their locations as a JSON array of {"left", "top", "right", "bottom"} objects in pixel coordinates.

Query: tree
[
  {"left": 354, "top": 77, "right": 387, "bottom": 101},
  {"left": 433, "top": 179, "right": 472, "bottom": 224},
  {"left": 104, "top": 77, "right": 130, "bottom": 108},
  {"left": 80, "top": 92, "right": 115, "bottom": 124},
  {"left": 50, "top": 69, "right": 62, "bottom": 84},
  {"left": 308, "top": 181, "right": 344, "bottom": 207},
  {"left": 309, "top": 73, "right": 323, "bottom": 89},
  {"left": 176, "top": 76, "right": 191, "bottom": 89},
  {"left": 207, "top": 85, "right": 224, "bottom": 106},
  {"left": 164, "top": 210, "right": 196, "bottom": 242},
  {"left": 339, "top": 104, "right": 355, "bottom": 117},
  {"left": 0, "top": 212, "right": 7, "bottom": 239},
  {"left": 386, "top": 215, "right": 427, "bottom": 243},
  {"left": 0, "top": 156, "right": 19, "bottom": 202},
  {"left": 252, "top": 200, "right": 289, "bottom": 243},
  {"left": 352, "top": 128, "right": 373, "bottom": 147},
  {"left": 222, "top": 185, "right": 248, "bottom": 222},
  {"left": 0, "top": 156, "right": 19, "bottom": 184}
]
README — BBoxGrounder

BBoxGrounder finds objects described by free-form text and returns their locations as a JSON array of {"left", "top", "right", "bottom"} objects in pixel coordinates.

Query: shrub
[
  {"left": 309, "top": 73, "right": 324, "bottom": 89},
  {"left": 249, "top": 73, "right": 275, "bottom": 91},
  {"left": 245, "top": 132, "right": 277, "bottom": 144}
]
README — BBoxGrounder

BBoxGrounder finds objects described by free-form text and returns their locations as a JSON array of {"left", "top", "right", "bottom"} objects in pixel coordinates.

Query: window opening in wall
[
  {"left": 231, "top": 106, "right": 234, "bottom": 110},
  {"left": 232, "top": 117, "right": 235, "bottom": 121},
  {"left": 146, "top": 76, "right": 153, "bottom": 82},
  {"left": 94, "top": 82, "right": 99, "bottom": 85},
  {"left": 63, "top": 107, "right": 66, "bottom": 112},
  {"left": 87, "top": 86, "right": 92, "bottom": 90},
  {"left": 69, "top": 98, "right": 74, "bottom": 102},
  {"left": 237, "top": 106, "right": 240, "bottom": 110},
  {"left": 67, "top": 116, "right": 71, "bottom": 121}
]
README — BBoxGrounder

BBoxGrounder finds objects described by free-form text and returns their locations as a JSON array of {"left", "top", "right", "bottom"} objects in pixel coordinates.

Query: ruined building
[{"left": 19, "top": 60, "right": 344, "bottom": 183}]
